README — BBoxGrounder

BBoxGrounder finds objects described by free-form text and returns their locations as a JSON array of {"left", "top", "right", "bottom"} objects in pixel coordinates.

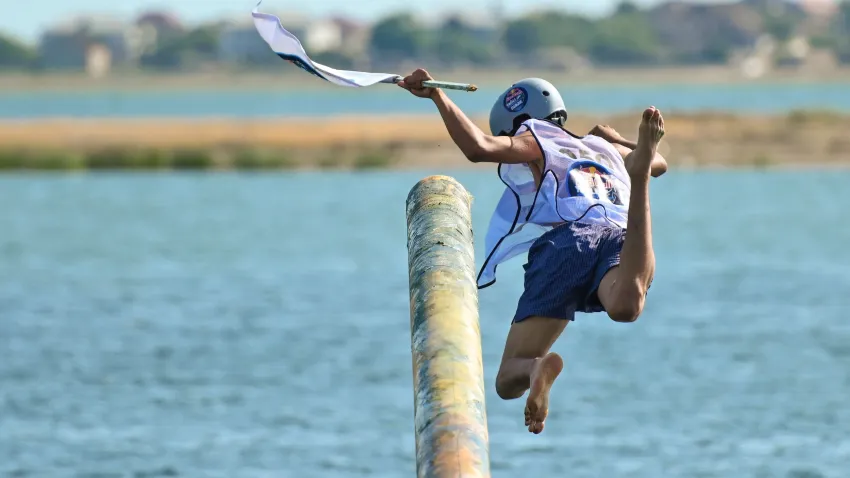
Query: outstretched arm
[
  {"left": 430, "top": 89, "right": 541, "bottom": 164},
  {"left": 398, "top": 69, "right": 542, "bottom": 165}
]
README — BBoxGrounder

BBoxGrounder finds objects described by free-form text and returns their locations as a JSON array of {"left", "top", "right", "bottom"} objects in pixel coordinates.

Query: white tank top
[{"left": 477, "top": 118, "right": 631, "bottom": 289}]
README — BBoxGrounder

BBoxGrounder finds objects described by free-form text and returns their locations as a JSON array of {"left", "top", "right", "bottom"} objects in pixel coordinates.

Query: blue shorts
[{"left": 513, "top": 221, "right": 626, "bottom": 322}]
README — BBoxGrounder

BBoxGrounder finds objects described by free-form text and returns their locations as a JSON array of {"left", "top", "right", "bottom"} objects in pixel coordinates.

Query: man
[{"left": 399, "top": 69, "right": 668, "bottom": 435}]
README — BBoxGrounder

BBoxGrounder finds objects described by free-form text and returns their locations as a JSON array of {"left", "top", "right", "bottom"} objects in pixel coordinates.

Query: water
[
  {"left": 1, "top": 170, "right": 849, "bottom": 477},
  {"left": 2, "top": 82, "right": 849, "bottom": 119}
]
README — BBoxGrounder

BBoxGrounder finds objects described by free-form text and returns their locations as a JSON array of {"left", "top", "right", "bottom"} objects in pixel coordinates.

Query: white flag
[{"left": 251, "top": 1, "right": 401, "bottom": 87}]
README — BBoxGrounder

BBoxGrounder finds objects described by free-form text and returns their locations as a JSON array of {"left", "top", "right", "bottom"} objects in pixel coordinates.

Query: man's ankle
[{"left": 628, "top": 170, "right": 651, "bottom": 183}]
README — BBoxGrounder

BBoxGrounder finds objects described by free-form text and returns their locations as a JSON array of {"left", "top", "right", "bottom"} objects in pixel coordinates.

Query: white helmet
[{"left": 488, "top": 78, "right": 568, "bottom": 136}]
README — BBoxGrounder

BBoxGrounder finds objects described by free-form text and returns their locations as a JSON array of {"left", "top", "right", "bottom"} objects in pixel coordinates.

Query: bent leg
[
  {"left": 598, "top": 106, "right": 665, "bottom": 323},
  {"left": 496, "top": 316, "right": 566, "bottom": 400},
  {"left": 496, "top": 316, "right": 566, "bottom": 434},
  {"left": 501, "top": 221, "right": 605, "bottom": 432}
]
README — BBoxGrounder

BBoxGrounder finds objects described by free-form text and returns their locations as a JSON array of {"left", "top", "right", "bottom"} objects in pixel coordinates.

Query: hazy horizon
[{"left": 6, "top": 0, "right": 742, "bottom": 43}]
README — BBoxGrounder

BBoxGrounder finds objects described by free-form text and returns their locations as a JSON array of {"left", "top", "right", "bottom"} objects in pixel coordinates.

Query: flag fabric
[{"left": 251, "top": 1, "right": 401, "bottom": 87}]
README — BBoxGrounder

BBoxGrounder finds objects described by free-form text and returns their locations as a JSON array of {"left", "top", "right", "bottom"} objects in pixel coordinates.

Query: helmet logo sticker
[{"left": 503, "top": 87, "right": 528, "bottom": 113}]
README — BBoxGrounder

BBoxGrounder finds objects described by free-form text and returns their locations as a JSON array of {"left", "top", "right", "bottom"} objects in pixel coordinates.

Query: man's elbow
[{"left": 464, "top": 142, "right": 490, "bottom": 163}]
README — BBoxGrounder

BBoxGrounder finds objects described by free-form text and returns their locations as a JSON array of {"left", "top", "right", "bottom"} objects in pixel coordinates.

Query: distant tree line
[
  {"left": 0, "top": 33, "right": 38, "bottom": 69},
  {"left": 1, "top": 0, "right": 849, "bottom": 71},
  {"left": 364, "top": 1, "right": 850, "bottom": 68},
  {"left": 138, "top": 25, "right": 222, "bottom": 69}
]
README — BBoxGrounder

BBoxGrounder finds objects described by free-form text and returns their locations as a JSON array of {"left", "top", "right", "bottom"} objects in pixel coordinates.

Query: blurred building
[
  {"left": 798, "top": 0, "right": 839, "bottom": 16},
  {"left": 39, "top": 16, "right": 142, "bottom": 74},
  {"left": 218, "top": 13, "right": 359, "bottom": 64},
  {"left": 328, "top": 17, "right": 369, "bottom": 56},
  {"left": 306, "top": 19, "right": 344, "bottom": 52},
  {"left": 218, "top": 15, "right": 363, "bottom": 61}
]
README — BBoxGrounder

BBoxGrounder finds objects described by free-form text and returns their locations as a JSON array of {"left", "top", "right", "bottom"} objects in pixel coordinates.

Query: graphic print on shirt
[{"left": 567, "top": 160, "right": 625, "bottom": 205}]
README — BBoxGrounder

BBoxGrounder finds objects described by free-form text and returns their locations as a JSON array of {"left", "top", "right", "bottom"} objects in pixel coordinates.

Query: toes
[
  {"left": 525, "top": 406, "right": 547, "bottom": 433},
  {"left": 643, "top": 106, "right": 662, "bottom": 124},
  {"left": 649, "top": 109, "right": 663, "bottom": 130}
]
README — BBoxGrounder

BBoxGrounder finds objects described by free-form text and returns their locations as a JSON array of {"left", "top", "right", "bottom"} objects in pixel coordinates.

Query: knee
[
  {"left": 495, "top": 372, "right": 525, "bottom": 400},
  {"left": 605, "top": 290, "right": 645, "bottom": 323}
]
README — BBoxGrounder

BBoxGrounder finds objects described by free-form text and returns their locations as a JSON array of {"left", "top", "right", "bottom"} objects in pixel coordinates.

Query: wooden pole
[{"left": 405, "top": 175, "right": 490, "bottom": 478}]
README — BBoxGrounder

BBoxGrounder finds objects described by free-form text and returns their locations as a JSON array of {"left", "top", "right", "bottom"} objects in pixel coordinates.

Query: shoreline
[
  {"left": 2, "top": 66, "right": 850, "bottom": 92},
  {"left": 1, "top": 111, "right": 848, "bottom": 170}
]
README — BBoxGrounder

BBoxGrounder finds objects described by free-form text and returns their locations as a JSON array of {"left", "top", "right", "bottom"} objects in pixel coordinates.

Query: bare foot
[
  {"left": 627, "top": 106, "right": 665, "bottom": 178},
  {"left": 524, "top": 352, "right": 564, "bottom": 434}
]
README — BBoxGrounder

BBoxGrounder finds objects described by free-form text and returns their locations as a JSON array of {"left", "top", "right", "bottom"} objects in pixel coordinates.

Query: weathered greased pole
[{"left": 405, "top": 175, "right": 490, "bottom": 478}]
